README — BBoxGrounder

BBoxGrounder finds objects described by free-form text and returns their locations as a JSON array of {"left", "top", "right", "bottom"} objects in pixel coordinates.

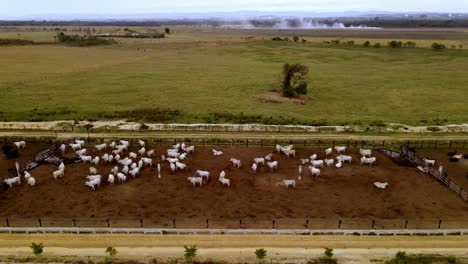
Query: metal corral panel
[
  {"left": 374, "top": 219, "right": 407, "bottom": 230},
  {"left": 41, "top": 218, "right": 74, "bottom": 228},
  {"left": 142, "top": 219, "right": 174, "bottom": 229},
  {"left": 340, "top": 219, "right": 374, "bottom": 230},
  {"left": 307, "top": 219, "right": 339, "bottom": 229},
  {"left": 75, "top": 218, "right": 108, "bottom": 228},
  {"left": 175, "top": 218, "right": 207, "bottom": 229},
  {"left": 109, "top": 219, "right": 141, "bottom": 228},
  {"left": 241, "top": 219, "right": 273, "bottom": 229},
  {"left": 440, "top": 220, "right": 468, "bottom": 229},
  {"left": 275, "top": 219, "right": 308, "bottom": 229},
  {"left": 407, "top": 219, "right": 440, "bottom": 229},
  {"left": 208, "top": 219, "right": 241, "bottom": 229}
]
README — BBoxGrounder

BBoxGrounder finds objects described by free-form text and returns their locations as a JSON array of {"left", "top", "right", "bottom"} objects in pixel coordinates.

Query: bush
[
  {"left": 432, "top": 42, "right": 446, "bottom": 50},
  {"left": 293, "top": 36, "right": 299, "bottom": 42},
  {"left": 373, "top": 42, "right": 382, "bottom": 48},
  {"left": 184, "top": 245, "right": 197, "bottom": 262},
  {"left": 255, "top": 248, "right": 267, "bottom": 260},
  {"left": 346, "top": 40, "right": 355, "bottom": 45},
  {"left": 105, "top": 246, "right": 118, "bottom": 256},
  {"left": 388, "top": 40, "right": 403, "bottom": 48},
  {"left": 271, "top": 37, "right": 283, "bottom": 41},
  {"left": 30, "top": 242, "right": 44, "bottom": 256},
  {"left": 324, "top": 248, "right": 334, "bottom": 258},
  {"left": 2, "top": 145, "right": 19, "bottom": 159},
  {"left": 0, "top": 38, "right": 35, "bottom": 46},
  {"left": 404, "top": 41, "right": 417, "bottom": 48},
  {"left": 363, "top": 41, "right": 371, "bottom": 47}
]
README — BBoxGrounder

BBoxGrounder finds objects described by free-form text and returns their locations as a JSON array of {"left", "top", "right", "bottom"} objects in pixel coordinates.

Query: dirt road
[{"left": 1, "top": 234, "right": 467, "bottom": 263}]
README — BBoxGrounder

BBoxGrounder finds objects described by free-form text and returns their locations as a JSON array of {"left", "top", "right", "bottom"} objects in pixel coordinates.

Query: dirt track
[
  {"left": 0, "top": 234, "right": 467, "bottom": 264},
  {"left": 1, "top": 143, "right": 468, "bottom": 223}
]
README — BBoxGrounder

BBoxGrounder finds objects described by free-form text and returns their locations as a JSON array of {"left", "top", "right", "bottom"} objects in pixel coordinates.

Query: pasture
[
  {"left": 0, "top": 27, "right": 468, "bottom": 125},
  {"left": 1, "top": 140, "right": 468, "bottom": 224}
]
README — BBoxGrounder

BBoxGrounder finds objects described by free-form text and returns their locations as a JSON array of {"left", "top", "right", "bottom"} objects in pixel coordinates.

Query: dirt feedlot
[{"left": 1, "top": 143, "right": 467, "bottom": 221}]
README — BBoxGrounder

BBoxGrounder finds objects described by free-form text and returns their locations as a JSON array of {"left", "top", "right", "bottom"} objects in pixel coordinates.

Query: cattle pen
[{"left": 1, "top": 135, "right": 467, "bottom": 235}]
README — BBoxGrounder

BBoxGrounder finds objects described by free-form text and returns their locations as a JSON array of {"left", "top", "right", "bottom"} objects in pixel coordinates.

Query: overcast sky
[{"left": 1, "top": 0, "right": 467, "bottom": 18}]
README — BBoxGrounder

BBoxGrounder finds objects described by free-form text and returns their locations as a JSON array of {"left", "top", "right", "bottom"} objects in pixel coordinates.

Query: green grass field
[{"left": 0, "top": 28, "right": 467, "bottom": 126}]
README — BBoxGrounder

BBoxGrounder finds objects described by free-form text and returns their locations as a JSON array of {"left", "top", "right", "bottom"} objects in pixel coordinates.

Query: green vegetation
[
  {"left": 385, "top": 251, "right": 462, "bottom": 264},
  {"left": 0, "top": 30, "right": 467, "bottom": 125},
  {"left": 0, "top": 38, "right": 35, "bottom": 46},
  {"left": 432, "top": 42, "right": 447, "bottom": 50},
  {"left": 184, "top": 245, "right": 197, "bottom": 262},
  {"left": 324, "top": 248, "right": 334, "bottom": 258},
  {"left": 105, "top": 246, "right": 118, "bottom": 257},
  {"left": 281, "top": 63, "right": 309, "bottom": 97},
  {"left": 56, "top": 32, "right": 116, "bottom": 46},
  {"left": 30, "top": 242, "right": 44, "bottom": 256},
  {"left": 255, "top": 248, "right": 267, "bottom": 261}
]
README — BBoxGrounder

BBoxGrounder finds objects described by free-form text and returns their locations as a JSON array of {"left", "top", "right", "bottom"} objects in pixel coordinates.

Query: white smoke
[{"left": 222, "top": 18, "right": 380, "bottom": 29}]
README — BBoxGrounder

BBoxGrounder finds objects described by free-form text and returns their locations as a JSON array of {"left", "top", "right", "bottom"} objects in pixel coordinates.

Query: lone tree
[
  {"left": 255, "top": 248, "right": 267, "bottom": 261},
  {"left": 105, "top": 246, "right": 118, "bottom": 257},
  {"left": 165, "top": 28, "right": 171, "bottom": 35},
  {"left": 281, "top": 63, "right": 309, "bottom": 98}
]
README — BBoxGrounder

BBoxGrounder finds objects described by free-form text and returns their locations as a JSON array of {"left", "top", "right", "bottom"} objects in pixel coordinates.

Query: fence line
[
  {"left": 3, "top": 217, "right": 468, "bottom": 230},
  {"left": 401, "top": 145, "right": 468, "bottom": 202}
]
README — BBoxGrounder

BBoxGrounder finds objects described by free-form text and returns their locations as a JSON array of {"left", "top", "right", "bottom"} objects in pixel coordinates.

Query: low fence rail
[{"left": 2, "top": 218, "right": 468, "bottom": 230}]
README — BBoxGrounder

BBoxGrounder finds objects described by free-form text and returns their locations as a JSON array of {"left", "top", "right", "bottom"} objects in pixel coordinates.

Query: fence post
[
  {"left": 38, "top": 218, "right": 42, "bottom": 227},
  {"left": 382, "top": 141, "right": 385, "bottom": 147},
  {"left": 438, "top": 219, "right": 442, "bottom": 229},
  {"left": 449, "top": 141, "right": 452, "bottom": 149},
  {"left": 405, "top": 220, "right": 408, "bottom": 229},
  {"left": 272, "top": 219, "right": 275, "bottom": 229},
  {"left": 306, "top": 219, "right": 309, "bottom": 229},
  {"left": 239, "top": 219, "right": 242, "bottom": 229},
  {"left": 372, "top": 219, "right": 375, "bottom": 229},
  {"left": 206, "top": 219, "right": 209, "bottom": 229},
  {"left": 5, "top": 218, "right": 9, "bottom": 228},
  {"left": 338, "top": 220, "right": 342, "bottom": 229},
  {"left": 73, "top": 218, "right": 76, "bottom": 227},
  {"left": 107, "top": 219, "right": 110, "bottom": 228},
  {"left": 246, "top": 139, "right": 249, "bottom": 147},
  {"left": 173, "top": 219, "right": 176, "bottom": 228},
  {"left": 140, "top": 219, "right": 143, "bottom": 228}
]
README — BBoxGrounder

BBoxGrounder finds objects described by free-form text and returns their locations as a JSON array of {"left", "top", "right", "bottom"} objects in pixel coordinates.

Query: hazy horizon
[{"left": 1, "top": 0, "right": 468, "bottom": 20}]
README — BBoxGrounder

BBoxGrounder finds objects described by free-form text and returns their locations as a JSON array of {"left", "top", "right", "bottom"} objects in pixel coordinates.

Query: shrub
[
  {"left": 184, "top": 245, "right": 197, "bottom": 262},
  {"left": 271, "top": 37, "right": 283, "bottom": 41},
  {"left": 255, "top": 248, "right": 267, "bottom": 261},
  {"left": 139, "top": 123, "right": 149, "bottom": 130},
  {"left": 30, "top": 242, "right": 44, "bottom": 256},
  {"left": 331, "top": 39, "right": 340, "bottom": 44},
  {"left": 301, "top": 39, "right": 307, "bottom": 43},
  {"left": 56, "top": 32, "right": 116, "bottom": 46},
  {"left": 388, "top": 40, "right": 403, "bottom": 48},
  {"left": 404, "top": 41, "right": 417, "bottom": 48},
  {"left": 363, "top": 41, "right": 371, "bottom": 47},
  {"left": 373, "top": 42, "right": 382, "bottom": 48},
  {"left": 293, "top": 36, "right": 299, "bottom": 42},
  {"left": 346, "top": 40, "right": 355, "bottom": 45},
  {"left": 324, "top": 248, "right": 334, "bottom": 258},
  {"left": 0, "top": 38, "right": 35, "bottom": 46},
  {"left": 105, "top": 246, "right": 118, "bottom": 257},
  {"left": 432, "top": 42, "right": 446, "bottom": 50},
  {"left": 394, "top": 251, "right": 408, "bottom": 263},
  {"left": 2, "top": 145, "right": 19, "bottom": 159}
]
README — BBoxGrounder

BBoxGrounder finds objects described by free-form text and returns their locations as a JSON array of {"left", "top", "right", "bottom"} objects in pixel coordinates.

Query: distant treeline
[
  {"left": 56, "top": 32, "right": 116, "bottom": 46},
  {"left": 341, "top": 18, "right": 468, "bottom": 28},
  {"left": 0, "top": 38, "right": 35, "bottom": 45},
  {"left": 1, "top": 18, "right": 468, "bottom": 28}
]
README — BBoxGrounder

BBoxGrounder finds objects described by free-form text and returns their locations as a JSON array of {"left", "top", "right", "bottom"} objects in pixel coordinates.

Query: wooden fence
[
  {"left": 2, "top": 217, "right": 468, "bottom": 230},
  {"left": 401, "top": 145, "right": 468, "bottom": 202}
]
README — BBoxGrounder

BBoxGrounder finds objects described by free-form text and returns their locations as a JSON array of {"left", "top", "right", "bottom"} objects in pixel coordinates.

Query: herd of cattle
[{"left": 1, "top": 139, "right": 400, "bottom": 191}]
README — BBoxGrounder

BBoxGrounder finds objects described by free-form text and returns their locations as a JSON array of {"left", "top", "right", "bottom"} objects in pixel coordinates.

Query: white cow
[
  {"left": 170, "top": 163, "right": 176, "bottom": 174},
  {"left": 176, "top": 162, "right": 187, "bottom": 171},
  {"left": 129, "top": 167, "right": 140, "bottom": 178},
  {"left": 108, "top": 174, "right": 115, "bottom": 184},
  {"left": 188, "top": 177, "right": 203, "bottom": 187},
  {"left": 325, "top": 159, "right": 334, "bottom": 167},
  {"left": 423, "top": 158, "right": 436, "bottom": 166},
  {"left": 81, "top": 156, "right": 92, "bottom": 163},
  {"left": 14, "top": 141, "right": 26, "bottom": 149},
  {"left": 282, "top": 180, "right": 296, "bottom": 188},
  {"left": 89, "top": 167, "right": 97, "bottom": 175},
  {"left": 219, "top": 171, "right": 226, "bottom": 179},
  {"left": 300, "top": 159, "right": 310, "bottom": 164},
  {"left": 85, "top": 178, "right": 101, "bottom": 190},
  {"left": 60, "top": 144, "right": 66, "bottom": 153},
  {"left": 374, "top": 182, "right": 389, "bottom": 189},
  {"left": 91, "top": 157, "right": 100, "bottom": 166},
  {"left": 230, "top": 158, "right": 241, "bottom": 168},
  {"left": 138, "top": 140, "right": 145, "bottom": 147},
  {"left": 185, "top": 146, "right": 195, "bottom": 154},
  {"left": 75, "top": 139, "right": 85, "bottom": 147},
  {"left": 310, "top": 154, "right": 317, "bottom": 161},
  {"left": 27, "top": 177, "right": 36, "bottom": 187},
  {"left": 167, "top": 158, "right": 179, "bottom": 164},
  {"left": 219, "top": 178, "right": 230, "bottom": 187},
  {"left": 360, "top": 149, "right": 372, "bottom": 157},
  {"left": 196, "top": 170, "right": 210, "bottom": 180},
  {"left": 325, "top": 148, "right": 333, "bottom": 157},
  {"left": 311, "top": 160, "right": 324, "bottom": 168},
  {"left": 4, "top": 177, "right": 21, "bottom": 188},
  {"left": 111, "top": 166, "right": 119, "bottom": 175},
  {"left": 264, "top": 153, "right": 273, "bottom": 161},
  {"left": 70, "top": 143, "right": 82, "bottom": 151},
  {"left": 24, "top": 171, "right": 31, "bottom": 180},
  {"left": 76, "top": 149, "right": 87, "bottom": 156},
  {"left": 52, "top": 168, "right": 64, "bottom": 180},
  {"left": 284, "top": 149, "right": 296, "bottom": 159},
  {"left": 335, "top": 146, "right": 347, "bottom": 154},
  {"left": 309, "top": 166, "right": 320, "bottom": 177},
  {"left": 129, "top": 152, "right": 138, "bottom": 159},
  {"left": 117, "top": 173, "right": 127, "bottom": 183},
  {"left": 95, "top": 143, "right": 107, "bottom": 151},
  {"left": 251, "top": 163, "right": 258, "bottom": 172},
  {"left": 361, "top": 157, "right": 377, "bottom": 165},
  {"left": 147, "top": 150, "right": 155, "bottom": 157},
  {"left": 212, "top": 149, "right": 223, "bottom": 156},
  {"left": 267, "top": 161, "right": 278, "bottom": 170},
  {"left": 138, "top": 147, "right": 146, "bottom": 156},
  {"left": 254, "top": 158, "right": 265, "bottom": 165},
  {"left": 338, "top": 155, "right": 352, "bottom": 164},
  {"left": 109, "top": 141, "right": 116, "bottom": 149}
]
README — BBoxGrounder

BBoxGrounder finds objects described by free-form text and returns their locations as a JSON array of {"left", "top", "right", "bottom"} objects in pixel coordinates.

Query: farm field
[
  {"left": 1, "top": 142, "right": 467, "bottom": 223},
  {"left": 0, "top": 27, "right": 468, "bottom": 125}
]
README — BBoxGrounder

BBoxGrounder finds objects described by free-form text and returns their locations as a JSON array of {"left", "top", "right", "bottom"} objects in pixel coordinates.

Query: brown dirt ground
[
  {"left": 415, "top": 149, "right": 468, "bottom": 190},
  {"left": 256, "top": 91, "right": 307, "bottom": 105},
  {"left": 1, "top": 143, "right": 468, "bottom": 222}
]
